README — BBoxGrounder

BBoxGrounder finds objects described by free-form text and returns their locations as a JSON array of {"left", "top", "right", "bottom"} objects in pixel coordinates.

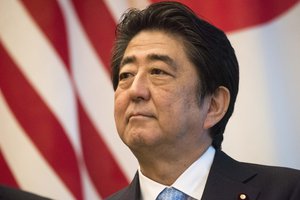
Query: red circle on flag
[{"left": 151, "top": 0, "right": 299, "bottom": 32}]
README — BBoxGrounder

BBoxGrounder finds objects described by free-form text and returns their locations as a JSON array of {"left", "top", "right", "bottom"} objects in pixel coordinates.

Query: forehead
[{"left": 123, "top": 30, "right": 187, "bottom": 62}]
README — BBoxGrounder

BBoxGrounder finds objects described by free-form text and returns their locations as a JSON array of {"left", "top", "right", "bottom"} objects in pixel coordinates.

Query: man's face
[{"left": 114, "top": 30, "right": 211, "bottom": 154}]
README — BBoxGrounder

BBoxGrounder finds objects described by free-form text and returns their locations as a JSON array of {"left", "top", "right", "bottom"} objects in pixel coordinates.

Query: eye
[
  {"left": 151, "top": 68, "right": 167, "bottom": 75},
  {"left": 119, "top": 72, "right": 133, "bottom": 81}
]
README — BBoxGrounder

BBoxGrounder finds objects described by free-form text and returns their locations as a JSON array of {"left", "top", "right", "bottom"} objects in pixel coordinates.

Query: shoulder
[
  {"left": 0, "top": 185, "right": 51, "bottom": 200},
  {"left": 242, "top": 161, "right": 300, "bottom": 176},
  {"left": 105, "top": 186, "right": 131, "bottom": 200},
  {"left": 105, "top": 172, "right": 140, "bottom": 200},
  {"left": 241, "top": 161, "right": 300, "bottom": 186},
  {"left": 217, "top": 150, "right": 300, "bottom": 183},
  {"left": 211, "top": 150, "right": 300, "bottom": 199},
  {"left": 241, "top": 162, "right": 300, "bottom": 199},
  {"left": 215, "top": 150, "right": 300, "bottom": 180}
]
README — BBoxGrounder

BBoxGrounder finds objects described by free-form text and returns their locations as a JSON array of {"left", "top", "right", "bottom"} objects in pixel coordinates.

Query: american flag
[{"left": 1, "top": 0, "right": 300, "bottom": 199}]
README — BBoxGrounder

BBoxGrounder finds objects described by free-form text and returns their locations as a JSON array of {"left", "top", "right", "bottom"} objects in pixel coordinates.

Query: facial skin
[{"left": 114, "top": 30, "right": 229, "bottom": 184}]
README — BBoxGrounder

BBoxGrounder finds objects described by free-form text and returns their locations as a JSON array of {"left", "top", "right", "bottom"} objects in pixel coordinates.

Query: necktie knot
[{"left": 156, "top": 187, "right": 188, "bottom": 200}]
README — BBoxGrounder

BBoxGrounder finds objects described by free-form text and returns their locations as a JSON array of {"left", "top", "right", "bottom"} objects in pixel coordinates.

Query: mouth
[{"left": 127, "top": 112, "right": 154, "bottom": 122}]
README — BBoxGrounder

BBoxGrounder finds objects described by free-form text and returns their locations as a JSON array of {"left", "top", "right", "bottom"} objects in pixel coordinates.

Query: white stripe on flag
[
  {"left": 58, "top": 0, "right": 138, "bottom": 180},
  {"left": 0, "top": 0, "right": 81, "bottom": 154},
  {"left": 103, "top": 0, "right": 150, "bottom": 22},
  {"left": 0, "top": 91, "right": 75, "bottom": 200}
]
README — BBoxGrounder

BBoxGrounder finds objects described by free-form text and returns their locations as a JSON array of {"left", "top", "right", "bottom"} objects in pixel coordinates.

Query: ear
[{"left": 203, "top": 86, "right": 230, "bottom": 129}]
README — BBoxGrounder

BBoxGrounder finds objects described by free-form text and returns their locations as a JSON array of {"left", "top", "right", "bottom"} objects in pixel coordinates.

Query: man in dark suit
[
  {"left": 107, "top": 1, "right": 300, "bottom": 199},
  {"left": 0, "top": 185, "right": 51, "bottom": 200},
  {"left": 107, "top": 151, "right": 300, "bottom": 200}
]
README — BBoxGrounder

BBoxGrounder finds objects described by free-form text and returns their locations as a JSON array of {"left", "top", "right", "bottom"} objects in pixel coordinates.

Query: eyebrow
[
  {"left": 120, "top": 56, "right": 136, "bottom": 68},
  {"left": 147, "top": 54, "right": 177, "bottom": 69},
  {"left": 120, "top": 54, "right": 177, "bottom": 69}
]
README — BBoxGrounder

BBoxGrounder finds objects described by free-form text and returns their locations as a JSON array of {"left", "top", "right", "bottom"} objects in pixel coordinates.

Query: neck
[{"left": 135, "top": 142, "right": 211, "bottom": 185}]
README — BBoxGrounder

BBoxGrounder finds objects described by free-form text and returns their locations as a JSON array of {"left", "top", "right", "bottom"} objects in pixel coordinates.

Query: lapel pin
[{"left": 239, "top": 193, "right": 248, "bottom": 200}]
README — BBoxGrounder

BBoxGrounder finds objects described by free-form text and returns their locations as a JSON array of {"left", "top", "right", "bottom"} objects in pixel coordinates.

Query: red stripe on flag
[
  {"left": 20, "top": 0, "right": 70, "bottom": 71},
  {"left": 0, "top": 44, "right": 83, "bottom": 200},
  {"left": 17, "top": 1, "right": 129, "bottom": 198},
  {"left": 0, "top": 150, "right": 19, "bottom": 188},
  {"left": 71, "top": 0, "right": 116, "bottom": 73},
  {"left": 151, "top": 0, "right": 299, "bottom": 32},
  {"left": 69, "top": 1, "right": 129, "bottom": 197},
  {"left": 78, "top": 101, "right": 128, "bottom": 198}
]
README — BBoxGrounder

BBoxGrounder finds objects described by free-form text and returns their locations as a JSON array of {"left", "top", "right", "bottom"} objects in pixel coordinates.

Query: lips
[{"left": 127, "top": 112, "right": 155, "bottom": 122}]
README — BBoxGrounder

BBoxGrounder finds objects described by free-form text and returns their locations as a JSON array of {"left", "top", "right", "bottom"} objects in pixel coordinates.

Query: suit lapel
[
  {"left": 119, "top": 151, "right": 261, "bottom": 200},
  {"left": 120, "top": 172, "right": 141, "bottom": 200},
  {"left": 202, "top": 151, "right": 260, "bottom": 200},
  {"left": 0, "top": 186, "right": 3, "bottom": 200}
]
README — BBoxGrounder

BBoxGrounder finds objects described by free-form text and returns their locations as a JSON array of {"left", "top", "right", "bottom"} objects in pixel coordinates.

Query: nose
[{"left": 129, "top": 73, "right": 150, "bottom": 102}]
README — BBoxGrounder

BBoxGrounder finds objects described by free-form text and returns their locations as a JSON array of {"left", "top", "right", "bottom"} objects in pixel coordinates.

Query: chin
[{"left": 125, "top": 131, "right": 162, "bottom": 149}]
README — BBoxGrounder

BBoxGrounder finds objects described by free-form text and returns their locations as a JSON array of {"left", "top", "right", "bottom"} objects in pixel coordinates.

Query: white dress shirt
[{"left": 138, "top": 146, "right": 215, "bottom": 200}]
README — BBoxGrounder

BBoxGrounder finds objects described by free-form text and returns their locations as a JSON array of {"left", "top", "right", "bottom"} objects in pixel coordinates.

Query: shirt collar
[{"left": 138, "top": 146, "right": 215, "bottom": 200}]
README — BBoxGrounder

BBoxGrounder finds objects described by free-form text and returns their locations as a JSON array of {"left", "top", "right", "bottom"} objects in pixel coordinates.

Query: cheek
[
  {"left": 161, "top": 84, "right": 200, "bottom": 121},
  {"left": 114, "top": 89, "right": 126, "bottom": 109},
  {"left": 154, "top": 87, "right": 188, "bottom": 123},
  {"left": 114, "top": 92, "right": 127, "bottom": 128},
  {"left": 166, "top": 84, "right": 197, "bottom": 107}
]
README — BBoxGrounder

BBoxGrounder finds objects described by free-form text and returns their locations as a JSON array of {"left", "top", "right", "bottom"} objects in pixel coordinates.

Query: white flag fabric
[{"left": 1, "top": 0, "right": 299, "bottom": 199}]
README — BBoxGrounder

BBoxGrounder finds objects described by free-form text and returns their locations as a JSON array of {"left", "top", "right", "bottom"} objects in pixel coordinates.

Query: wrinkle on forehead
[
  {"left": 120, "top": 53, "right": 178, "bottom": 71},
  {"left": 120, "top": 31, "right": 187, "bottom": 71}
]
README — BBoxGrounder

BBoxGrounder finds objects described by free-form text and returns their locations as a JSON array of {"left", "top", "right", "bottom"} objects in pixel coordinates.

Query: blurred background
[{"left": 1, "top": 0, "right": 300, "bottom": 199}]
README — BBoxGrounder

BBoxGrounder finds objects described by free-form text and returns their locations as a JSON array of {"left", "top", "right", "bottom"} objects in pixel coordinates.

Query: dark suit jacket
[
  {"left": 0, "top": 185, "right": 51, "bottom": 200},
  {"left": 106, "top": 150, "right": 300, "bottom": 200}
]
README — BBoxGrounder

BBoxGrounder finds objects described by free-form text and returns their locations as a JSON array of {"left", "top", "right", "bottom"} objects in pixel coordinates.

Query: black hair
[{"left": 111, "top": 1, "right": 239, "bottom": 149}]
